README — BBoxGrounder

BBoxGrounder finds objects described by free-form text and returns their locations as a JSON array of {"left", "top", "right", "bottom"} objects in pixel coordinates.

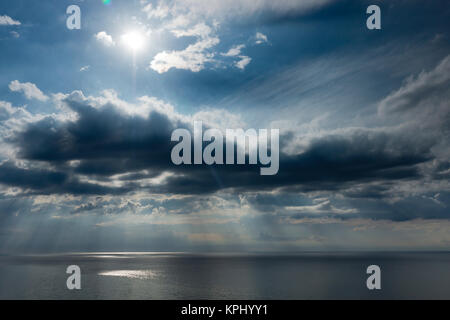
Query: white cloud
[
  {"left": 0, "top": 101, "right": 15, "bottom": 120},
  {"left": 221, "top": 45, "right": 252, "bottom": 70},
  {"left": 8, "top": 80, "right": 48, "bottom": 102},
  {"left": 222, "top": 44, "right": 245, "bottom": 57},
  {"left": 235, "top": 56, "right": 252, "bottom": 70},
  {"left": 0, "top": 100, "right": 35, "bottom": 157},
  {"left": 10, "top": 31, "right": 20, "bottom": 38},
  {"left": 143, "top": 1, "right": 332, "bottom": 74},
  {"left": 95, "top": 31, "right": 115, "bottom": 47},
  {"left": 0, "top": 15, "right": 21, "bottom": 26},
  {"left": 79, "top": 65, "right": 90, "bottom": 72},
  {"left": 55, "top": 89, "right": 179, "bottom": 122},
  {"left": 171, "top": 22, "right": 213, "bottom": 38},
  {"left": 255, "top": 32, "right": 268, "bottom": 44},
  {"left": 150, "top": 23, "right": 219, "bottom": 73},
  {"left": 144, "top": 0, "right": 321, "bottom": 74},
  {"left": 142, "top": 2, "right": 170, "bottom": 19},
  {"left": 0, "top": 100, "right": 30, "bottom": 120},
  {"left": 150, "top": 40, "right": 218, "bottom": 73},
  {"left": 193, "top": 108, "right": 246, "bottom": 130}
]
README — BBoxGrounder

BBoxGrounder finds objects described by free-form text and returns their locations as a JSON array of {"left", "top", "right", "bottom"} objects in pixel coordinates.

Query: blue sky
[{"left": 0, "top": 0, "right": 449, "bottom": 253}]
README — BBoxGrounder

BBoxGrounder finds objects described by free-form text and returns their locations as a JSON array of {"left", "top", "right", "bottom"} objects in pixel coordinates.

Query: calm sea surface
[{"left": 0, "top": 252, "right": 449, "bottom": 299}]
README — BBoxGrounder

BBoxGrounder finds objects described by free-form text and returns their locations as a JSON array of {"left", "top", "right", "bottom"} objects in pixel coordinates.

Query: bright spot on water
[{"left": 98, "top": 270, "right": 157, "bottom": 279}]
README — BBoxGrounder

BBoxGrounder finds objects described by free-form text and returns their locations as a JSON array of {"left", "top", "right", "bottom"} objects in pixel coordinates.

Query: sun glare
[{"left": 121, "top": 31, "right": 145, "bottom": 52}]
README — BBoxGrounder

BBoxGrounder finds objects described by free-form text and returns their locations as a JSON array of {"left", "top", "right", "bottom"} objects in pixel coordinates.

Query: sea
[{"left": 0, "top": 252, "right": 449, "bottom": 299}]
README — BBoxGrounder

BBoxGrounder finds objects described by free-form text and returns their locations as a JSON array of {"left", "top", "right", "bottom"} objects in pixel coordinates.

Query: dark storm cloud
[
  {"left": 15, "top": 100, "right": 176, "bottom": 166},
  {"left": 342, "top": 194, "right": 450, "bottom": 221},
  {"left": 0, "top": 160, "right": 130, "bottom": 195},
  {"left": 240, "top": 190, "right": 450, "bottom": 222},
  {"left": 156, "top": 129, "right": 430, "bottom": 194},
  {"left": 433, "top": 161, "right": 450, "bottom": 180},
  {"left": 341, "top": 184, "right": 392, "bottom": 199},
  {"left": 2, "top": 93, "right": 433, "bottom": 197}
]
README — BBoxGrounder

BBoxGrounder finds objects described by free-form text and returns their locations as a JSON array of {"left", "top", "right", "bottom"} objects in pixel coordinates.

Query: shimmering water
[{"left": 0, "top": 252, "right": 449, "bottom": 299}]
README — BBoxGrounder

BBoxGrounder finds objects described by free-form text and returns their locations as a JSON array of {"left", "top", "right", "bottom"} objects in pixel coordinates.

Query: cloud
[
  {"left": 235, "top": 56, "right": 252, "bottom": 69},
  {"left": 222, "top": 44, "right": 245, "bottom": 57},
  {"left": 0, "top": 160, "right": 129, "bottom": 195},
  {"left": 142, "top": 2, "right": 170, "bottom": 19},
  {"left": 145, "top": 0, "right": 333, "bottom": 23},
  {"left": 378, "top": 55, "right": 450, "bottom": 117},
  {"left": 95, "top": 31, "right": 115, "bottom": 47},
  {"left": 255, "top": 32, "right": 268, "bottom": 44},
  {"left": 145, "top": 0, "right": 321, "bottom": 74},
  {"left": 171, "top": 22, "right": 213, "bottom": 38},
  {"left": 79, "top": 65, "right": 90, "bottom": 72},
  {"left": 150, "top": 43, "right": 216, "bottom": 73},
  {"left": 10, "top": 91, "right": 180, "bottom": 182},
  {"left": 285, "top": 199, "right": 358, "bottom": 215},
  {"left": 0, "top": 101, "right": 33, "bottom": 155},
  {"left": 0, "top": 15, "right": 21, "bottom": 26},
  {"left": 193, "top": 108, "right": 246, "bottom": 130},
  {"left": 8, "top": 80, "right": 48, "bottom": 101},
  {"left": 10, "top": 31, "right": 20, "bottom": 38},
  {"left": 150, "top": 23, "right": 219, "bottom": 73},
  {"left": 2, "top": 53, "right": 450, "bottom": 224},
  {"left": 3, "top": 89, "right": 432, "bottom": 199},
  {"left": 377, "top": 55, "right": 450, "bottom": 168},
  {"left": 221, "top": 45, "right": 252, "bottom": 70},
  {"left": 0, "top": 101, "right": 15, "bottom": 120}
]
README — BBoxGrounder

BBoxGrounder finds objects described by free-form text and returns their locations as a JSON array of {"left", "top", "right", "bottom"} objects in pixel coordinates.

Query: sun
[{"left": 121, "top": 31, "right": 145, "bottom": 52}]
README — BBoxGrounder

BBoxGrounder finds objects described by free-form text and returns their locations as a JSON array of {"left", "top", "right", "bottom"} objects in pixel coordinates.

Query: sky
[{"left": 0, "top": 0, "right": 449, "bottom": 253}]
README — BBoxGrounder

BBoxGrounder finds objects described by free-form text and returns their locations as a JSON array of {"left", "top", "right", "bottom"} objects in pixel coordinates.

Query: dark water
[{"left": 0, "top": 252, "right": 449, "bottom": 299}]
